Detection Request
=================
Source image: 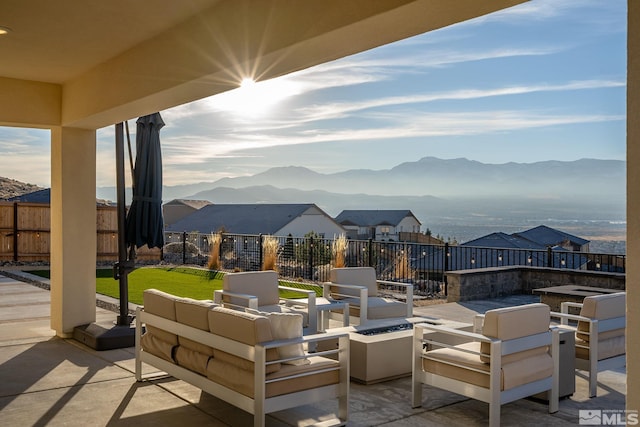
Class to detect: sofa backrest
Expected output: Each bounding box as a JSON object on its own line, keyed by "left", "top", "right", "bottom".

{"left": 208, "top": 306, "right": 281, "bottom": 373}
{"left": 330, "top": 267, "right": 377, "bottom": 296}
{"left": 143, "top": 289, "right": 179, "bottom": 345}
{"left": 223, "top": 270, "right": 280, "bottom": 306}
{"left": 175, "top": 298, "right": 218, "bottom": 354}
{"left": 208, "top": 306, "right": 274, "bottom": 344}
{"left": 578, "top": 292, "right": 626, "bottom": 342}
{"left": 480, "top": 303, "right": 550, "bottom": 364}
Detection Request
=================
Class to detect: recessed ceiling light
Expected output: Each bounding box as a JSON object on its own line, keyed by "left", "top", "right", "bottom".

{"left": 0, "top": 26, "right": 12, "bottom": 35}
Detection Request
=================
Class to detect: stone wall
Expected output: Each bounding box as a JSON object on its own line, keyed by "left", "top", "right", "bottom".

{"left": 444, "top": 266, "right": 625, "bottom": 302}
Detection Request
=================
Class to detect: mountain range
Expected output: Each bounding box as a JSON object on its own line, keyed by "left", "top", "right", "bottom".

{"left": 197, "top": 157, "right": 626, "bottom": 199}
{"left": 95, "top": 156, "right": 626, "bottom": 203}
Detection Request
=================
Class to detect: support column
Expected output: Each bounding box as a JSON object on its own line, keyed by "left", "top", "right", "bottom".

{"left": 627, "top": 0, "right": 639, "bottom": 411}
{"left": 50, "top": 127, "right": 97, "bottom": 337}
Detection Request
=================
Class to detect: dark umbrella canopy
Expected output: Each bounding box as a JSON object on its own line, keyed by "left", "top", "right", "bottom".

{"left": 125, "top": 112, "right": 165, "bottom": 250}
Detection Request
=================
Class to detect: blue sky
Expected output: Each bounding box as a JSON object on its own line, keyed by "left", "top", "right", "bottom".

{"left": 0, "top": 0, "right": 627, "bottom": 188}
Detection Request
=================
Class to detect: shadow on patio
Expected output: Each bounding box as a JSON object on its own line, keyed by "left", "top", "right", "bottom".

{"left": 0, "top": 274, "right": 626, "bottom": 426}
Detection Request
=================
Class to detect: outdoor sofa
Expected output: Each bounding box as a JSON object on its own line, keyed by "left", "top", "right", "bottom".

{"left": 135, "top": 289, "right": 350, "bottom": 427}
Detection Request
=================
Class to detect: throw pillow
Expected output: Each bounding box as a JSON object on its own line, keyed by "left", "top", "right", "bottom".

{"left": 264, "top": 311, "right": 310, "bottom": 366}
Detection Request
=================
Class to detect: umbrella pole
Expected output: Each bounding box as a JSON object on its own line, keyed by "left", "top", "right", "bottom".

{"left": 115, "top": 122, "right": 132, "bottom": 326}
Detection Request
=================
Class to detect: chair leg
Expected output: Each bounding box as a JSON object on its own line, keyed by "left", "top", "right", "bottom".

{"left": 488, "top": 401, "right": 500, "bottom": 427}
{"left": 411, "top": 378, "right": 422, "bottom": 408}
{"left": 589, "top": 371, "right": 598, "bottom": 398}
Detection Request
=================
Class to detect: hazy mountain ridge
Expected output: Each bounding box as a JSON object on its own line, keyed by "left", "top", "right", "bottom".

{"left": 203, "top": 157, "right": 626, "bottom": 199}
{"left": 93, "top": 157, "right": 626, "bottom": 202}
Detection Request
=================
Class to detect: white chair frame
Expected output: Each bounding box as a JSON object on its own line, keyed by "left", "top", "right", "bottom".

{"left": 551, "top": 301, "right": 626, "bottom": 397}
{"left": 412, "top": 323, "right": 559, "bottom": 427}
{"left": 322, "top": 279, "right": 413, "bottom": 325}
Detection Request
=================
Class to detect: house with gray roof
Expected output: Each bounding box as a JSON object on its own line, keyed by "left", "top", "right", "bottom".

{"left": 462, "top": 232, "right": 545, "bottom": 250}
{"left": 165, "top": 203, "right": 345, "bottom": 238}
{"left": 334, "top": 209, "right": 421, "bottom": 241}
{"left": 463, "top": 226, "right": 590, "bottom": 252}
{"left": 163, "top": 199, "right": 212, "bottom": 227}
{"left": 514, "top": 225, "right": 590, "bottom": 252}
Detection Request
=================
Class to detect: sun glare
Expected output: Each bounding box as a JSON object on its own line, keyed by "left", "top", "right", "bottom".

{"left": 240, "top": 78, "right": 256, "bottom": 88}
{"left": 209, "top": 76, "right": 302, "bottom": 117}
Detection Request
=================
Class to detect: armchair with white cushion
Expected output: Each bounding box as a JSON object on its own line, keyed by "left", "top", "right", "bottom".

{"left": 322, "top": 267, "right": 413, "bottom": 325}
{"left": 550, "top": 292, "right": 626, "bottom": 397}
{"left": 412, "top": 303, "right": 560, "bottom": 427}
{"left": 214, "top": 270, "right": 319, "bottom": 334}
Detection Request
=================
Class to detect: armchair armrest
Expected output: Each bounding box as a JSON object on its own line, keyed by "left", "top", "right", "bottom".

{"left": 278, "top": 285, "right": 316, "bottom": 301}
{"left": 321, "top": 282, "right": 368, "bottom": 300}
{"left": 473, "top": 314, "right": 485, "bottom": 333}
{"left": 279, "top": 287, "right": 318, "bottom": 333}
{"left": 323, "top": 282, "right": 368, "bottom": 323}
{"left": 377, "top": 280, "right": 414, "bottom": 316}
{"left": 415, "top": 322, "right": 494, "bottom": 344}
{"left": 213, "top": 289, "right": 259, "bottom": 310}
{"left": 278, "top": 286, "right": 316, "bottom": 308}
{"left": 550, "top": 310, "right": 591, "bottom": 327}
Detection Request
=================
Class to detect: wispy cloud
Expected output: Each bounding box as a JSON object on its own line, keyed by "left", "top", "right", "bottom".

{"left": 294, "top": 79, "right": 625, "bottom": 122}
{"left": 159, "top": 109, "right": 624, "bottom": 164}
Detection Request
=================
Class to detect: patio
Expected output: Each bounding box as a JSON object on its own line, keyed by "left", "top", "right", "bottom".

{"left": 0, "top": 273, "right": 626, "bottom": 426}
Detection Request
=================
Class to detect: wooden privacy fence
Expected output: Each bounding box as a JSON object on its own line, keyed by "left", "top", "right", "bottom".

{"left": 0, "top": 202, "right": 161, "bottom": 263}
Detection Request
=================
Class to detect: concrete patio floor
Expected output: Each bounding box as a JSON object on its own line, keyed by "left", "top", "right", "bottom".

{"left": 0, "top": 272, "right": 626, "bottom": 426}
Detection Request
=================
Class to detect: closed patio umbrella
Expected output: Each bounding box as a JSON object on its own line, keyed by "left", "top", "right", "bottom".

{"left": 113, "top": 112, "right": 164, "bottom": 327}
{"left": 125, "top": 113, "right": 165, "bottom": 250}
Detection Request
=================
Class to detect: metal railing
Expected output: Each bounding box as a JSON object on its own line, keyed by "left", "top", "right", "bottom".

{"left": 162, "top": 232, "right": 626, "bottom": 298}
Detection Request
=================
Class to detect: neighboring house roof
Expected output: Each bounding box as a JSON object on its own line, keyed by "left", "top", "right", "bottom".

{"left": 6, "top": 189, "right": 51, "bottom": 203}
{"left": 164, "top": 199, "right": 212, "bottom": 209}
{"left": 514, "top": 225, "right": 590, "bottom": 247}
{"left": 334, "top": 210, "right": 421, "bottom": 227}
{"left": 166, "top": 203, "right": 335, "bottom": 234}
{"left": 7, "top": 188, "right": 113, "bottom": 206}
{"left": 461, "top": 232, "right": 546, "bottom": 250}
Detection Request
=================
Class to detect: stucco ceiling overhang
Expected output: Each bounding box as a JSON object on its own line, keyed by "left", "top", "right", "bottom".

{"left": 0, "top": 0, "right": 527, "bottom": 130}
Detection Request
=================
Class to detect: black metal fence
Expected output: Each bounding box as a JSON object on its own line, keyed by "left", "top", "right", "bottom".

{"left": 162, "top": 232, "right": 626, "bottom": 297}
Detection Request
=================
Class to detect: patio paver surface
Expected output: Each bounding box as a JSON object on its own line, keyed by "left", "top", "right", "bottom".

{"left": 0, "top": 273, "right": 626, "bottom": 426}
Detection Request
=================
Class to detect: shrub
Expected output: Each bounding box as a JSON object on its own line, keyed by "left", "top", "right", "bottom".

{"left": 262, "top": 235, "right": 279, "bottom": 271}
{"left": 207, "top": 233, "right": 222, "bottom": 270}
{"left": 332, "top": 234, "right": 348, "bottom": 268}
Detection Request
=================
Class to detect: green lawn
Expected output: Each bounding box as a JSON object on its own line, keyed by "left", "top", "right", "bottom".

{"left": 28, "top": 267, "right": 321, "bottom": 305}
